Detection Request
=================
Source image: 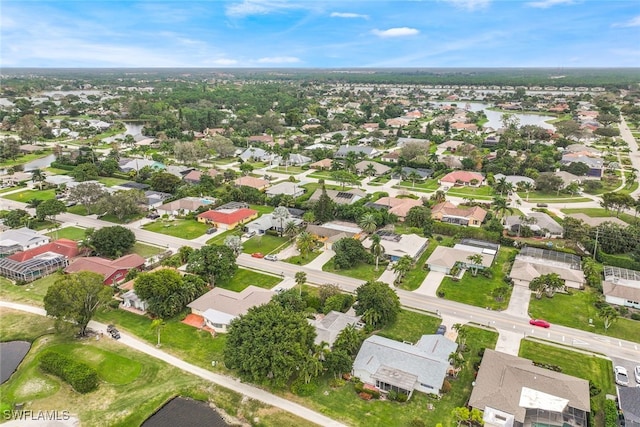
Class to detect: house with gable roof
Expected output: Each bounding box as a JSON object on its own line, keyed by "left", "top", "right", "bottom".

{"left": 0, "top": 227, "right": 50, "bottom": 256}
{"left": 65, "top": 253, "right": 146, "bottom": 285}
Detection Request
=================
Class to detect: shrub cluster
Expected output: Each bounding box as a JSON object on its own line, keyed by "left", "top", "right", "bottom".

{"left": 532, "top": 361, "right": 562, "bottom": 372}
{"left": 39, "top": 350, "right": 99, "bottom": 393}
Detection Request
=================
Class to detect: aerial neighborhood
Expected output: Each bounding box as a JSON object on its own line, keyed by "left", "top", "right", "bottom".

{"left": 0, "top": 69, "right": 639, "bottom": 427}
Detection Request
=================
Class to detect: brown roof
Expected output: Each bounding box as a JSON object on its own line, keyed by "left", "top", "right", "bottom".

{"left": 469, "top": 349, "right": 590, "bottom": 423}
{"left": 65, "top": 254, "right": 145, "bottom": 280}
{"left": 309, "top": 158, "right": 333, "bottom": 169}
{"left": 440, "top": 171, "right": 484, "bottom": 184}
{"left": 234, "top": 176, "right": 269, "bottom": 189}
{"left": 431, "top": 201, "right": 487, "bottom": 222}
{"left": 183, "top": 169, "right": 219, "bottom": 182}
{"left": 374, "top": 197, "right": 423, "bottom": 219}
{"left": 187, "top": 284, "right": 273, "bottom": 316}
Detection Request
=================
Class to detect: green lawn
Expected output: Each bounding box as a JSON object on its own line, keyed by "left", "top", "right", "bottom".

{"left": 397, "top": 179, "right": 440, "bottom": 191}
{"left": 518, "top": 190, "right": 592, "bottom": 202}
{"left": 3, "top": 188, "right": 57, "bottom": 202}
{"left": 46, "top": 226, "right": 86, "bottom": 241}
{"left": 66, "top": 204, "right": 90, "bottom": 215}
{"left": 396, "top": 237, "right": 455, "bottom": 291}
{"left": 249, "top": 204, "right": 274, "bottom": 215}
{"left": 131, "top": 242, "right": 166, "bottom": 258}
{"left": 99, "top": 212, "right": 145, "bottom": 224}
{"left": 377, "top": 309, "right": 441, "bottom": 343}
{"left": 0, "top": 274, "right": 61, "bottom": 305}
{"left": 215, "top": 267, "right": 281, "bottom": 292}
{"left": 242, "top": 234, "right": 291, "bottom": 255}
{"left": 561, "top": 207, "right": 638, "bottom": 225}
{"left": 0, "top": 309, "right": 309, "bottom": 427}
{"left": 322, "top": 258, "right": 383, "bottom": 282}
{"left": 437, "top": 247, "right": 516, "bottom": 310}
{"left": 0, "top": 151, "right": 53, "bottom": 167}
{"left": 269, "top": 166, "right": 304, "bottom": 174}
{"left": 519, "top": 339, "right": 615, "bottom": 425}
{"left": 97, "top": 176, "right": 130, "bottom": 187}
{"left": 284, "top": 250, "right": 323, "bottom": 266}
{"left": 447, "top": 185, "right": 494, "bottom": 198}
{"left": 528, "top": 287, "right": 640, "bottom": 343}
{"left": 206, "top": 228, "right": 242, "bottom": 245}
{"left": 142, "top": 219, "right": 210, "bottom": 239}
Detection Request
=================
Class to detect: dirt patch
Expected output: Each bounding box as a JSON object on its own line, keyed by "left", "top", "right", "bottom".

{"left": 15, "top": 377, "right": 57, "bottom": 399}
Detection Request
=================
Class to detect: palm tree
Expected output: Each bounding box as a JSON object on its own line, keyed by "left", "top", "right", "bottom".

{"left": 542, "top": 273, "right": 565, "bottom": 298}
{"left": 529, "top": 277, "right": 547, "bottom": 299}
{"left": 494, "top": 176, "right": 510, "bottom": 196}
{"left": 31, "top": 168, "right": 46, "bottom": 190}
{"left": 519, "top": 181, "right": 534, "bottom": 202}
{"left": 466, "top": 254, "right": 483, "bottom": 277}
{"left": 284, "top": 220, "right": 299, "bottom": 240}
{"left": 343, "top": 151, "right": 358, "bottom": 173}
{"left": 407, "top": 170, "right": 422, "bottom": 188}
{"left": 392, "top": 255, "right": 413, "bottom": 285}
{"left": 364, "top": 163, "right": 376, "bottom": 178}
{"left": 272, "top": 206, "right": 290, "bottom": 237}
{"left": 358, "top": 213, "right": 378, "bottom": 234}
{"left": 369, "top": 234, "right": 385, "bottom": 271}
{"left": 430, "top": 190, "right": 446, "bottom": 204}
{"left": 294, "top": 271, "right": 306, "bottom": 296}
{"left": 151, "top": 318, "right": 165, "bottom": 347}
{"left": 492, "top": 196, "right": 513, "bottom": 220}
{"left": 296, "top": 231, "right": 316, "bottom": 259}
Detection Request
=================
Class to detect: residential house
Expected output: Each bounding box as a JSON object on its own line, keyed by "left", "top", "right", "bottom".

{"left": 504, "top": 212, "right": 564, "bottom": 238}
{"left": 0, "top": 227, "right": 50, "bottom": 256}
{"left": 183, "top": 169, "right": 220, "bottom": 185}
{"left": 397, "top": 137, "right": 430, "bottom": 148}
{"left": 362, "top": 232, "right": 428, "bottom": 262}
{"left": 121, "top": 290, "right": 148, "bottom": 312}
{"left": 309, "top": 158, "right": 333, "bottom": 170}
{"left": 353, "top": 334, "right": 457, "bottom": 398}
{"left": 493, "top": 173, "right": 535, "bottom": 187}
{"left": 560, "top": 154, "right": 604, "bottom": 178}
{"left": 284, "top": 153, "right": 312, "bottom": 166}
{"left": 437, "top": 140, "right": 465, "bottom": 154}
{"left": 156, "top": 197, "right": 215, "bottom": 216}
{"left": 483, "top": 135, "right": 500, "bottom": 147}
{"left": 307, "top": 188, "right": 366, "bottom": 206}
{"left": 239, "top": 147, "right": 274, "bottom": 163}
{"left": 248, "top": 135, "right": 273, "bottom": 144}
{"left": 113, "top": 181, "right": 150, "bottom": 191}
{"left": 244, "top": 211, "right": 303, "bottom": 235}
{"left": 393, "top": 167, "right": 433, "bottom": 180}
{"left": 308, "top": 311, "right": 363, "bottom": 346}
{"left": 508, "top": 247, "right": 584, "bottom": 290}
{"left": 441, "top": 155, "right": 463, "bottom": 169}
{"left": 0, "top": 239, "right": 78, "bottom": 282}
{"left": 44, "top": 175, "right": 75, "bottom": 187}
{"left": 197, "top": 208, "right": 258, "bottom": 231}
{"left": 119, "top": 158, "right": 165, "bottom": 173}
{"left": 265, "top": 182, "right": 304, "bottom": 198}
{"left": 469, "top": 349, "right": 590, "bottom": 427}
{"left": 381, "top": 151, "right": 400, "bottom": 163}
{"left": 187, "top": 285, "right": 274, "bottom": 333}
{"left": 439, "top": 171, "right": 484, "bottom": 187}
{"left": 65, "top": 253, "right": 146, "bottom": 285}
{"left": 334, "top": 145, "right": 378, "bottom": 159}
{"left": 431, "top": 202, "right": 487, "bottom": 227}
{"left": 144, "top": 191, "right": 172, "bottom": 209}
{"left": 306, "top": 221, "right": 363, "bottom": 250}
{"left": 365, "top": 197, "right": 423, "bottom": 221}
{"left": 234, "top": 176, "right": 270, "bottom": 191}
{"left": 553, "top": 171, "right": 582, "bottom": 187}
{"left": 426, "top": 245, "right": 494, "bottom": 274}
{"left": 355, "top": 161, "right": 391, "bottom": 176}
{"left": 602, "top": 266, "right": 640, "bottom": 309}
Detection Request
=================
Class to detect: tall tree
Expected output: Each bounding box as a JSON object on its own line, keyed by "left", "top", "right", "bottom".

{"left": 43, "top": 272, "right": 112, "bottom": 336}
{"left": 272, "top": 205, "right": 290, "bottom": 237}
{"left": 187, "top": 244, "right": 237, "bottom": 285}
{"left": 598, "top": 305, "right": 618, "bottom": 332}
{"left": 151, "top": 318, "right": 165, "bottom": 347}
{"left": 354, "top": 281, "right": 401, "bottom": 329}
{"left": 35, "top": 199, "right": 66, "bottom": 222}
{"left": 30, "top": 168, "right": 46, "bottom": 190}
{"left": 95, "top": 189, "right": 146, "bottom": 222}
{"left": 89, "top": 225, "right": 136, "bottom": 258}
{"left": 295, "top": 231, "right": 316, "bottom": 259}
{"left": 67, "top": 182, "right": 108, "bottom": 214}
{"left": 294, "top": 271, "right": 307, "bottom": 297}
{"left": 224, "top": 235, "right": 243, "bottom": 256}
{"left": 392, "top": 255, "right": 414, "bottom": 285}
{"left": 466, "top": 254, "right": 484, "bottom": 277}
{"left": 369, "top": 233, "right": 385, "bottom": 271}
{"left": 312, "top": 185, "right": 335, "bottom": 223}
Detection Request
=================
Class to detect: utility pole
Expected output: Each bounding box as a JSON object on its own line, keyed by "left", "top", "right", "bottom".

{"left": 592, "top": 226, "right": 599, "bottom": 260}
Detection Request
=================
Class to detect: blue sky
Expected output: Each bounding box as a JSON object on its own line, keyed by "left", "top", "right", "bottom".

{"left": 1, "top": 0, "right": 639, "bottom": 68}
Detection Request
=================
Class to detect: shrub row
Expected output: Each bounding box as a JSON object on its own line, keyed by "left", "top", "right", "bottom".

{"left": 39, "top": 350, "right": 99, "bottom": 393}
{"left": 532, "top": 361, "right": 562, "bottom": 372}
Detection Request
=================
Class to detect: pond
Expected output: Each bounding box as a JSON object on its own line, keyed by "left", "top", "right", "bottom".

{"left": 435, "top": 101, "right": 556, "bottom": 131}
{"left": 0, "top": 341, "right": 31, "bottom": 384}
{"left": 142, "top": 397, "right": 229, "bottom": 427}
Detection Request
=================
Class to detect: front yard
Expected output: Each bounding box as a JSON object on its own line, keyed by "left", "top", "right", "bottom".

{"left": 242, "top": 234, "right": 291, "bottom": 255}
{"left": 45, "top": 226, "right": 86, "bottom": 241}
{"left": 376, "top": 309, "right": 441, "bottom": 343}
{"left": 215, "top": 267, "right": 281, "bottom": 292}
{"left": 142, "top": 219, "right": 210, "bottom": 239}
{"left": 437, "top": 247, "right": 516, "bottom": 310}
{"left": 3, "top": 188, "right": 57, "bottom": 203}
{"left": 322, "top": 258, "right": 384, "bottom": 282}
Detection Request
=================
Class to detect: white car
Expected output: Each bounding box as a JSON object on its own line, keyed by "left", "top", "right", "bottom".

{"left": 635, "top": 365, "right": 640, "bottom": 383}
{"left": 615, "top": 366, "right": 629, "bottom": 386}
{"left": 264, "top": 254, "right": 278, "bottom": 262}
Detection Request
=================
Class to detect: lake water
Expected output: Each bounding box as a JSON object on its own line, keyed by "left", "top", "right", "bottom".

{"left": 434, "top": 101, "right": 556, "bottom": 130}
{"left": 0, "top": 341, "right": 31, "bottom": 384}
{"left": 141, "top": 397, "right": 228, "bottom": 427}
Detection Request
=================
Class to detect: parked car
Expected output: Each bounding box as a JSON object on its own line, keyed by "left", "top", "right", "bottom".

{"left": 107, "top": 324, "right": 120, "bottom": 340}
{"left": 264, "top": 254, "right": 278, "bottom": 261}
{"left": 615, "top": 366, "right": 629, "bottom": 386}
{"left": 146, "top": 213, "right": 160, "bottom": 219}
{"left": 206, "top": 227, "right": 217, "bottom": 234}
{"left": 251, "top": 252, "right": 264, "bottom": 258}
{"left": 536, "top": 203, "right": 548, "bottom": 207}
{"left": 635, "top": 365, "right": 640, "bottom": 383}
{"left": 529, "top": 319, "right": 551, "bottom": 328}
{"left": 436, "top": 325, "right": 447, "bottom": 335}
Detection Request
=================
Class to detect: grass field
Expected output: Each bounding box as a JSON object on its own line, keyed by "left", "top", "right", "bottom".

{"left": 206, "top": 228, "right": 242, "bottom": 245}
{"left": 561, "top": 207, "right": 638, "bottom": 225}
{"left": 3, "top": 188, "right": 57, "bottom": 202}
{"left": 131, "top": 242, "right": 165, "bottom": 258}
{"left": 97, "top": 176, "right": 130, "bottom": 187}
{"left": 437, "top": 247, "right": 516, "bottom": 310}
{"left": 249, "top": 204, "right": 274, "bottom": 215}
{"left": 0, "top": 308, "right": 312, "bottom": 427}
{"left": 0, "top": 274, "right": 60, "bottom": 305}
{"left": 376, "top": 309, "right": 441, "bottom": 343}
{"left": 0, "top": 151, "right": 53, "bottom": 168}
{"left": 142, "top": 219, "right": 209, "bottom": 239}
{"left": 215, "top": 267, "right": 281, "bottom": 292}
{"left": 242, "top": 234, "right": 290, "bottom": 255}
{"left": 284, "top": 250, "right": 322, "bottom": 266}
{"left": 528, "top": 287, "right": 640, "bottom": 343}
{"left": 322, "top": 258, "right": 383, "bottom": 282}
{"left": 45, "top": 226, "right": 86, "bottom": 241}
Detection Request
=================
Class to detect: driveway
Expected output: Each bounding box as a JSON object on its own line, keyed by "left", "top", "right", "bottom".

{"left": 305, "top": 249, "right": 335, "bottom": 270}
{"left": 414, "top": 271, "right": 445, "bottom": 297}
{"left": 0, "top": 301, "right": 347, "bottom": 427}
{"left": 494, "top": 330, "right": 523, "bottom": 356}
{"left": 504, "top": 285, "right": 531, "bottom": 319}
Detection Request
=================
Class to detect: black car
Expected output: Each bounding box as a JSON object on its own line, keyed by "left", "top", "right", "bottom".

{"left": 146, "top": 213, "right": 160, "bottom": 219}
{"left": 107, "top": 324, "right": 120, "bottom": 339}
{"left": 436, "top": 325, "right": 447, "bottom": 335}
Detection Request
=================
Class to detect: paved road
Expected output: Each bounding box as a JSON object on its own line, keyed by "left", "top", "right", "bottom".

{"left": 0, "top": 301, "right": 346, "bottom": 427}
{"left": 619, "top": 116, "right": 640, "bottom": 198}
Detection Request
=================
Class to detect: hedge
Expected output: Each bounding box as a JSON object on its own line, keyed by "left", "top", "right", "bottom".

{"left": 604, "top": 399, "right": 618, "bottom": 427}
{"left": 39, "top": 350, "right": 99, "bottom": 393}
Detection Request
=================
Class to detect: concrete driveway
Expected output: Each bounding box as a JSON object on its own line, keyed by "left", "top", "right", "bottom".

{"left": 504, "top": 285, "right": 532, "bottom": 319}
{"left": 414, "top": 271, "right": 446, "bottom": 297}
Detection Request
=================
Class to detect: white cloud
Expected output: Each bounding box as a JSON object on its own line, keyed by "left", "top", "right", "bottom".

{"left": 441, "top": 0, "right": 492, "bottom": 11}
{"left": 330, "top": 12, "right": 369, "bottom": 19}
{"left": 612, "top": 15, "right": 640, "bottom": 28}
{"left": 256, "top": 56, "right": 301, "bottom": 64}
{"left": 525, "top": 0, "right": 576, "bottom": 9}
{"left": 226, "top": 0, "right": 308, "bottom": 18}
{"left": 208, "top": 58, "right": 239, "bottom": 66}
{"left": 372, "top": 27, "right": 420, "bottom": 38}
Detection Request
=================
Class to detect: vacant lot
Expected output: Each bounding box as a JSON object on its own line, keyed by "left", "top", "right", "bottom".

{"left": 215, "top": 267, "right": 281, "bottom": 292}
{"left": 242, "top": 234, "right": 290, "bottom": 255}
{"left": 143, "top": 219, "right": 209, "bottom": 239}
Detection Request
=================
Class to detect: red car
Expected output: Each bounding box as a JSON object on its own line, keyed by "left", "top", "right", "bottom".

{"left": 251, "top": 252, "right": 264, "bottom": 258}
{"left": 529, "top": 319, "right": 551, "bottom": 328}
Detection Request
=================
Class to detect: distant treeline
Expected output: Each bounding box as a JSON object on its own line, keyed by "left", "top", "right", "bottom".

{"left": 2, "top": 67, "right": 639, "bottom": 89}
